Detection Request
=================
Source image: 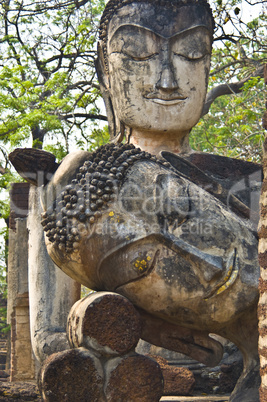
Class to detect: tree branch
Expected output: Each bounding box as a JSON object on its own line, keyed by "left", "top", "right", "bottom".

{"left": 59, "top": 113, "right": 107, "bottom": 121}
{"left": 211, "top": 60, "right": 245, "bottom": 76}
{"left": 202, "top": 65, "right": 264, "bottom": 117}
{"left": 65, "top": 81, "right": 100, "bottom": 91}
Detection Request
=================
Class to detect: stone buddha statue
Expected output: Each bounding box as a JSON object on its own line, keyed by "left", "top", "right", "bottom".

{"left": 10, "top": 0, "right": 262, "bottom": 401}
{"left": 97, "top": 0, "right": 213, "bottom": 155}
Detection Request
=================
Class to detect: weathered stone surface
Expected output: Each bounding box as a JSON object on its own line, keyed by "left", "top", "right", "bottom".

{"left": 105, "top": 354, "right": 164, "bottom": 401}
{"left": 162, "top": 367, "right": 195, "bottom": 396}
{"left": 0, "top": 381, "right": 41, "bottom": 401}
{"left": 67, "top": 292, "right": 141, "bottom": 356}
{"left": 9, "top": 148, "right": 59, "bottom": 186}
{"left": 191, "top": 342, "right": 243, "bottom": 396}
{"left": 139, "top": 309, "right": 223, "bottom": 368}
{"left": 162, "top": 151, "right": 261, "bottom": 224}
{"left": 42, "top": 147, "right": 259, "bottom": 335}
{"left": 38, "top": 348, "right": 104, "bottom": 402}
{"left": 160, "top": 397, "right": 229, "bottom": 401}
{"left": 98, "top": 0, "right": 214, "bottom": 147}
{"left": 38, "top": 14, "right": 260, "bottom": 394}
{"left": 0, "top": 371, "right": 9, "bottom": 379}
{"left": 8, "top": 1, "right": 261, "bottom": 401}
{"left": 149, "top": 355, "right": 195, "bottom": 396}
{"left": 27, "top": 186, "right": 81, "bottom": 363}
{"left": 7, "top": 216, "right": 36, "bottom": 381}
{"left": 9, "top": 183, "right": 30, "bottom": 229}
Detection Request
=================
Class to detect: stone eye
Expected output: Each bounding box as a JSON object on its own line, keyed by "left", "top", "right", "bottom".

{"left": 122, "top": 50, "right": 158, "bottom": 61}
{"left": 171, "top": 28, "right": 211, "bottom": 61}
{"left": 175, "top": 50, "right": 207, "bottom": 61}
{"left": 109, "top": 25, "right": 159, "bottom": 61}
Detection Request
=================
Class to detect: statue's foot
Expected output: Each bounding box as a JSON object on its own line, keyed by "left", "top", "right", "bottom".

{"left": 229, "top": 359, "right": 260, "bottom": 402}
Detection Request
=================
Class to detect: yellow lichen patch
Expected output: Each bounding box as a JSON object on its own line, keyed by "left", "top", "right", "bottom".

{"left": 132, "top": 254, "right": 153, "bottom": 273}
{"left": 221, "top": 265, "right": 233, "bottom": 283}
{"left": 205, "top": 253, "right": 239, "bottom": 300}
{"left": 216, "top": 284, "right": 227, "bottom": 295}
{"left": 216, "top": 265, "right": 238, "bottom": 295}
{"left": 109, "top": 211, "right": 114, "bottom": 217}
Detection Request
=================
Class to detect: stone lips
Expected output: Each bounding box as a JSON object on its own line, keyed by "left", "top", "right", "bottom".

{"left": 41, "top": 143, "right": 171, "bottom": 255}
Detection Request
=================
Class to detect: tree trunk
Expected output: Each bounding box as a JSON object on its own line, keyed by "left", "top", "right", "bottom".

{"left": 32, "top": 125, "right": 46, "bottom": 149}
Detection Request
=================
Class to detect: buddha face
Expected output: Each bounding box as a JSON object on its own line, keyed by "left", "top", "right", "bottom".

{"left": 105, "top": 2, "right": 213, "bottom": 135}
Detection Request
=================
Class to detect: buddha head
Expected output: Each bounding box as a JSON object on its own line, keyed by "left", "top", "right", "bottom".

{"left": 96, "top": 0, "right": 215, "bottom": 149}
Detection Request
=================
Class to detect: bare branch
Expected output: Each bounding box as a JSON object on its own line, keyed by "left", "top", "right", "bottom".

{"left": 211, "top": 60, "right": 245, "bottom": 76}
{"left": 66, "top": 81, "right": 100, "bottom": 90}
{"left": 202, "top": 65, "right": 264, "bottom": 117}
{"left": 59, "top": 113, "right": 107, "bottom": 122}
{"left": 244, "top": 0, "right": 267, "bottom": 5}
{"left": 6, "top": 0, "right": 92, "bottom": 17}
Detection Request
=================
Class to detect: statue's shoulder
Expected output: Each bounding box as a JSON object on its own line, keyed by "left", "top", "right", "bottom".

{"left": 182, "top": 152, "right": 262, "bottom": 184}
{"left": 161, "top": 151, "right": 262, "bottom": 223}
{"left": 161, "top": 150, "right": 262, "bottom": 187}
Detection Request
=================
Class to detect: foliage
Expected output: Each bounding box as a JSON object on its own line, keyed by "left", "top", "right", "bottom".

{"left": 0, "top": 0, "right": 108, "bottom": 307}
{"left": 0, "top": 0, "right": 265, "bottom": 162}
{"left": 190, "top": 77, "right": 265, "bottom": 163}
{"left": 190, "top": 0, "right": 267, "bottom": 163}
{"left": 0, "top": 292, "right": 9, "bottom": 337}
{"left": 73, "top": 123, "right": 109, "bottom": 152}
{"left": 0, "top": 0, "right": 107, "bottom": 156}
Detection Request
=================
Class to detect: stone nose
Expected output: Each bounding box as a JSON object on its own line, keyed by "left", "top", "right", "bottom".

{"left": 156, "top": 65, "right": 179, "bottom": 91}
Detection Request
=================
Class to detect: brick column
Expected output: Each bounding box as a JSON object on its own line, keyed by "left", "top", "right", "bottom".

{"left": 258, "top": 64, "right": 267, "bottom": 401}
{"left": 7, "top": 183, "right": 36, "bottom": 381}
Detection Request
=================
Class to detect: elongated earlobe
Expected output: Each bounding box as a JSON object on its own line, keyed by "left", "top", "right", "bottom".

{"left": 95, "top": 42, "right": 123, "bottom": 143}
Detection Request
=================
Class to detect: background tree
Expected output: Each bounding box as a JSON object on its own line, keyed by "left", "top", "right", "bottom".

{"left": 0, "top": 0, "right": 109, "bottom": 333}
{"left": 190, "top": 0, "right": 266, "bottom": 162}
{"left": 0, "top": 0, "right": 265, "bottom": 161}
{"left": 0, "top": 0, "right": 108, "bottom": 158}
